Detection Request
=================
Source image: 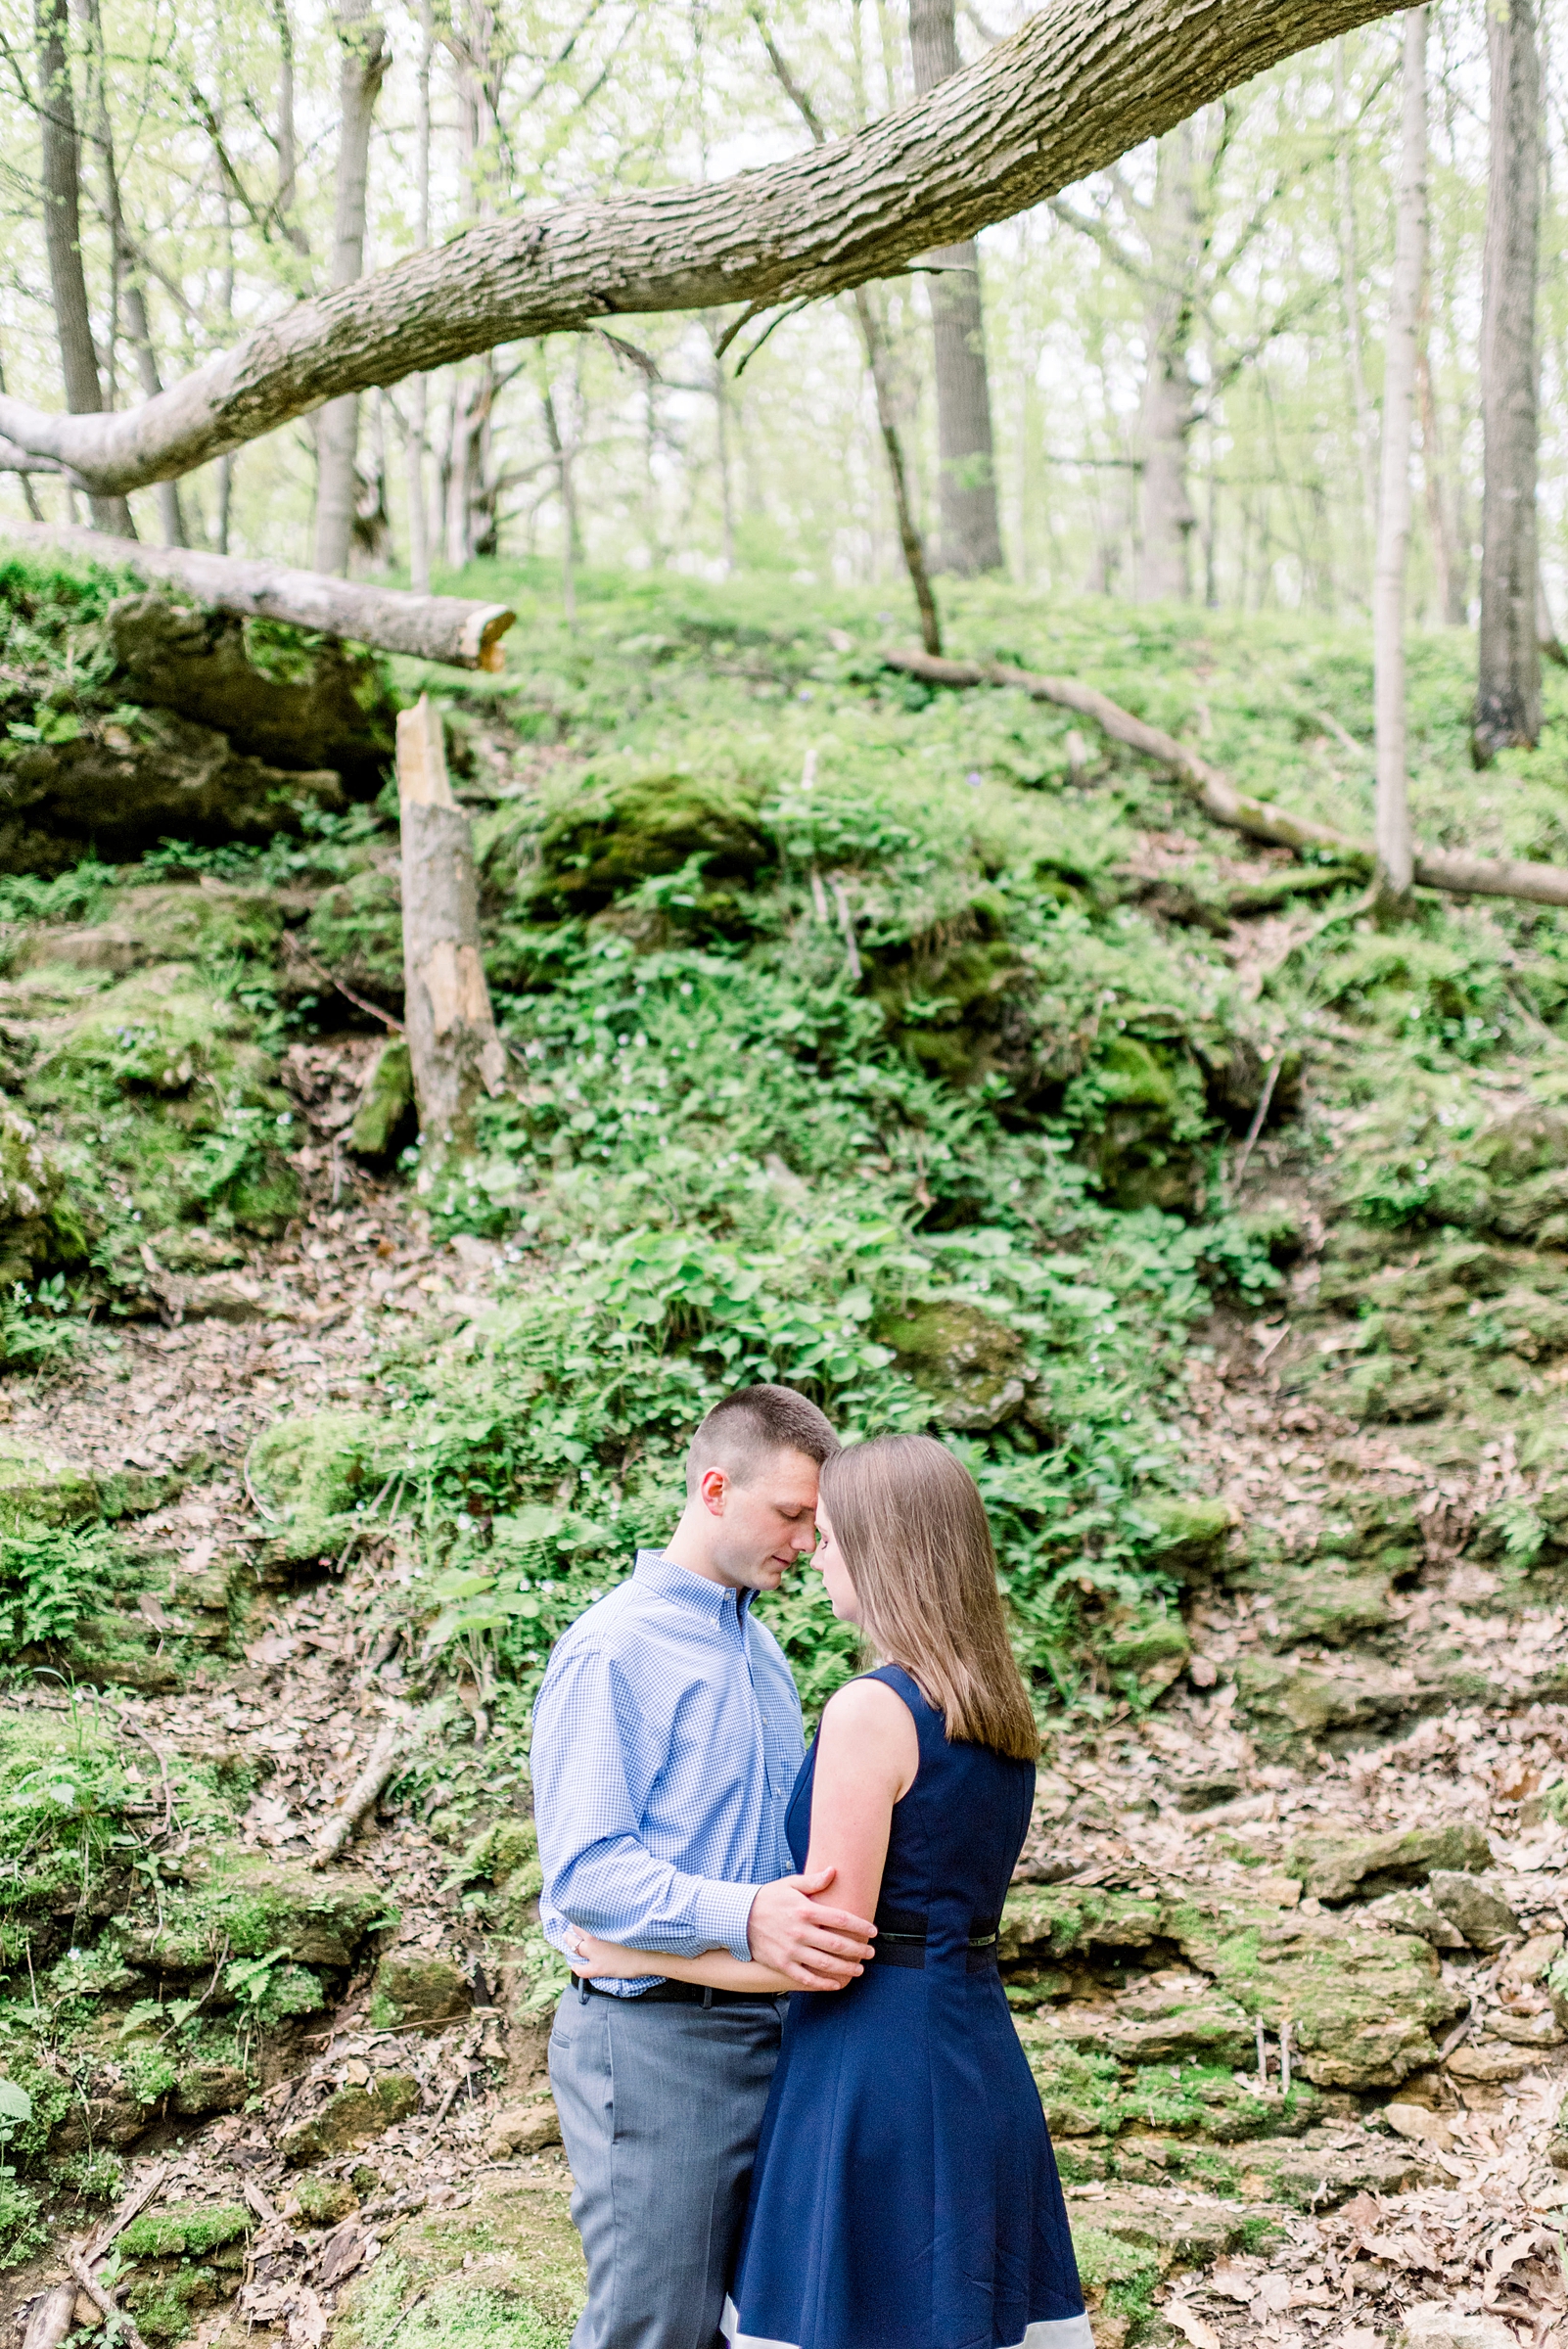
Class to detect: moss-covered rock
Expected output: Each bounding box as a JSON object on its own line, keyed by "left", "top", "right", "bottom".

{"left": 1171, "top": 1908, "right": 1463, "bottom": 2089}
{"left": 349, "top": 1039, "right": 415, "bottom": 1161}
{"left": 245, "top": 1410, "right": 391, "bottom": 1564}
{"left": 1263, "top": 1560, "right": 1393, "bottom": 1648}
{"left": 1286, "top": 1821, "right": 1492, "bottom": 1904}
{"left": 1131, "top": 1494, "right": 1234, "bottom": 1582}
{"left": 293, "top": 2173, "right": 358, "bottom": 2226}
{"left": 1032, "top": 1980, "right": 1254, "bottom": 2070}
{"left": 1068, "top": 1036, "right": 1209, "bottom": 1215}
{"left": 305, "top": 867, "right": 404, "bottom": 1012}
{"left": 1425, "top": 1870, "right": 1518, "bottom": 1950}
{"left": 1099, "top": 1610, "right": 1191, "bottom": 1696}
{"left": 105, "top": 595, "right": 396, "bottom": 792}
{"left": 871, "top": 1300, "right": 1027, "bottom": 1430}
{"left": 370, "top": 1952, "right": 471, "bottom": 2032}
{"left": 117, "top": 1855, "right": 391, "bottom": 1972}
{"left": 0, "top": 1439, "right": 99, "bottom": 1532}
{"left": 120, "top": 2205, "right": 252, "bottom": 2260}
{"left": 530, "top": 765, "right": 771, "bottom": 922}
{"left": 281, "top": 2073, "right": 420, "bottom": 2162}
{"left": 335, "top": 2179, "right": 586, "bottom": 2349}
{"left": 0, "top": 1105, "right": 76, "bottom": 1287}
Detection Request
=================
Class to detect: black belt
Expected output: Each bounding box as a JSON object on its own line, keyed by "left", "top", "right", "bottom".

{"left": 876, "top": 1911, "right": 1000, "bottom": 1974}
{"left": 578, "top": 1978, "right": 784, "bottom": 2008}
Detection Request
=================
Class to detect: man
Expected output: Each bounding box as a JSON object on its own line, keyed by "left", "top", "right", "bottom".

{"left": 532, "top": 1384, "right": 877, "bottom": 2349}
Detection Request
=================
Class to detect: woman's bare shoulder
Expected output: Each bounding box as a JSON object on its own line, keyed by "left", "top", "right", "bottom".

{"left": 819, "top": 1674, "right": 920, "bottom": 1747}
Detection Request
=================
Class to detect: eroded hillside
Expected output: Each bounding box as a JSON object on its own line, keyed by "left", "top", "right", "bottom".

{"left": 0, "top": 557, "right": 1563, "bottom": 2349}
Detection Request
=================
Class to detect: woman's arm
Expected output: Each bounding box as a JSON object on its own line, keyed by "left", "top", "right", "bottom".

{"left": 801, "top": 1677, "right": 919, "bottom": 1925}
{"left": 569, "top": 1933, "right": 794, "bottom": 1994}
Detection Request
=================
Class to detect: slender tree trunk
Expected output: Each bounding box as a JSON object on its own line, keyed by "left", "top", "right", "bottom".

{"left": 751, "top": 5, "right": 942, "bottom": 645}
{"left": 908, "top": 0, "right": 1002, "bottom": 575}
{"left": 313, "top": 0, "right": 389, "bottom": 576}
{"left": 80, "top": 0, "right": 184, "bottom": 546}
{"left": 1137, "top": 122, "right": 1200, "bottom": 601}
{"left": 406, "top": 0, "right": 434, "bottom": 594}
{"left": 853, "top": 287, "right": 942, "bottom": 652}
{"left": 397, "top": 694, "right": 506, "bottom": 1179}
{"left": 1416, "top": 313, "right": 1462, "bottom": 623}
{"left": 1373, "top": 8, "right": 1426, "bottom": 912}
{"left": 1474, "top": 0, "right": 1542, "bottom": 762}
{"left": 1334, "top": 37, "right": 1377, "bottom": 567}
{"left": 271, "top": 0, "right": 308, "bottom": 256}
{"left": 35, "top": 0, "right": 133, "bottom": 534}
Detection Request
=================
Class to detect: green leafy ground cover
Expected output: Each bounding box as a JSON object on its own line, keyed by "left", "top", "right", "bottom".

{"left": 6, "top": 562, "right": 1568, "bottom": 1717}
{"left": 0, "top": 558, "right": 1566, "bottom": 2326}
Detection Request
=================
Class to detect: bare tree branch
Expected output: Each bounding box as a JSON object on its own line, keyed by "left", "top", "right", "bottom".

{"left": 0, "top": 0, "right": 1407, "bottom": 495}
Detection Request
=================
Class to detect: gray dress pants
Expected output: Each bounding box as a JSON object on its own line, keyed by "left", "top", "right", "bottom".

{"left": 549, "top": 1983, "right": 788, "bottom": 2349}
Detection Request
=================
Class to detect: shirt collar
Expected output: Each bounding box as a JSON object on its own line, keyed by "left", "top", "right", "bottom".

{"left": 634, "top": 1547, "right": 756, "bottom": 1621}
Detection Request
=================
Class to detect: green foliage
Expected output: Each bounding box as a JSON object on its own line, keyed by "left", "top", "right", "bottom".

{"left": 0, "top": 1520, "right": 124, "bottom": 1646}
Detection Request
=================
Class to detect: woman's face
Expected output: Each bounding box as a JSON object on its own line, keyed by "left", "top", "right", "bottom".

{"left": 812, "top": 1500, "right": 861, "bottom": 1624}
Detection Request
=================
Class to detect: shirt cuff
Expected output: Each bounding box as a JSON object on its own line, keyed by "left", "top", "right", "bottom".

{"left": 689, "top": 1879, "right": 761, "bottom": 1964}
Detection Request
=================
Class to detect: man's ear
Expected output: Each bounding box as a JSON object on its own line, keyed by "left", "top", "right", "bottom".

{"left": 699, "top": 1466, "right": 728, "bottom": 1516}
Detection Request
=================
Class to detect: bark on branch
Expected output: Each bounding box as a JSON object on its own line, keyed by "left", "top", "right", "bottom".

{"left": 313, "top": 1725, "right": 403, "bottom": 1866}
{"left": 0, "top": 0, "right": 1407, "bottom": 495}
{"left": 883, "top": 647, "right": 1568, "bottom": 910}
{"left": 0, "top": 519, "right": 514, "bottom": 670}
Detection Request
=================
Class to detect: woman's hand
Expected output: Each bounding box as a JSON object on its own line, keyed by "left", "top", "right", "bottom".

{"left": 565, "top": 1930, "right": 650, "bottom": 1979}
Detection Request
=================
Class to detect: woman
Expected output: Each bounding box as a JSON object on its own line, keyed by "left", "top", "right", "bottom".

{"left": 568, "top": 1433, "right": 1090, "bottom": 2349}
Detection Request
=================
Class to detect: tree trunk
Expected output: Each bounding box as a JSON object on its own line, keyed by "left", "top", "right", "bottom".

{"left": 853, "top": 288, "right": 943, "bottom": 654}
{"left": 405, "top": 0, "right": 434, "bottom": 595}
{"left": 1473, "top": 0, "right": 1542, "bottom": 763}
{"left": 1416, "top": 318, "right": 1463, "bottom": 625}
{"left": 1372, "top": 8, "right": 1426, "bottom": 913}
{"left": 80, "top": 0, "right": 185, "bottom": 547}
{"left": 749, "top": 7, "right": 942, "bottom": 648}
{"left": 1333, "top": 38, "right": 1377, "bottom": 567}
{"left": 1137, "top": 123, "right": 1200, "bottom": 602}
{"left": 313, "top": 0, "right": 389, "bottom": 576}
{"left": 908, "top": 0, "right": 1001, "bottom": 575}
{"left": 34, "top": 0, "right": 133, "bottom": 534}
{"left": 0, "top": 0, "right": 1417, "bottom": 498}
{"left": 0, "top": 518, "right": 514, "bottom": 668}
{"left": 397, "top": 695, "right": 507, "bottom": 1177}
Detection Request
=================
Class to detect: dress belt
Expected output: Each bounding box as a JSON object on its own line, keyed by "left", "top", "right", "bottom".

{"left": 874, "top": 1914, "right": 1001, "bottom": 1972}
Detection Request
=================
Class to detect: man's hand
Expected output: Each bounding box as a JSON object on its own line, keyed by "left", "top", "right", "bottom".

{"left": 747, "top": 1867, "right": 876, "bottom": 1991}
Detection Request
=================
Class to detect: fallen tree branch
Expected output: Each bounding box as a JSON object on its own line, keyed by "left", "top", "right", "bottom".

{"left": 312, "top": 1725, "right": 403, "bottom": 1867}
{"left": 0, "top": 521, "right": 515, "bottom": 673}
{"left": 884, "top": 648, "right": 1568, "bottom": 912}
{"left": 68, "top": 2250, "right": 152, "bottom": 2349}
{"left": 83, "top": 2163, "right": 170, "bottom": 2265}
{"left": 0, "top": 0, "right": 1407, "bottom": 495}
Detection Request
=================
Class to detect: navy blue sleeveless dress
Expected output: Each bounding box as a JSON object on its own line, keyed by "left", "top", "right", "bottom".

{"left": 723, "top": 1665, "right": 1090, "bottom": 2349}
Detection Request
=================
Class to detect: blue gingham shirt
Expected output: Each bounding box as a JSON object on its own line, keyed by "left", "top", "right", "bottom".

{"left": 531, "top": 1548, "right": 806, "bottom": 1997}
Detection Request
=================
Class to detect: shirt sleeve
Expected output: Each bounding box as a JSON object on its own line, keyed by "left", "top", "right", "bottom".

{"left": 531, "top": 1642, "right": 761, "bottom": 1962}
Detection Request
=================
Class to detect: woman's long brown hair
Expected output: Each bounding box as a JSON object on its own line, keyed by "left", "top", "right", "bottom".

{"left": 819, "top": 1435, "right": 1039, "bottom": 1761}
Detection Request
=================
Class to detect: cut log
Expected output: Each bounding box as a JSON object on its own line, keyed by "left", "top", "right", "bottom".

{"left": 0, "top": 520, "right": 514, "bottom": 671}
{"left": 883, "top": 647, "right": 1568, "bottom": 911}
{"left": 398, "top": 695, "right": 507, "bottom": 1174}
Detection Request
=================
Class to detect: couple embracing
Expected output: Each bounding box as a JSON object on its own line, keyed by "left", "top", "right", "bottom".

{"left": 531, "top": 1384, "right": 1090, "bottom": 2349}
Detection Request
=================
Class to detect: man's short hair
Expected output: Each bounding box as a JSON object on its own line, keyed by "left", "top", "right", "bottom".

{"left": 685, "top": 1385, "right": 840, "bottom": 1497}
